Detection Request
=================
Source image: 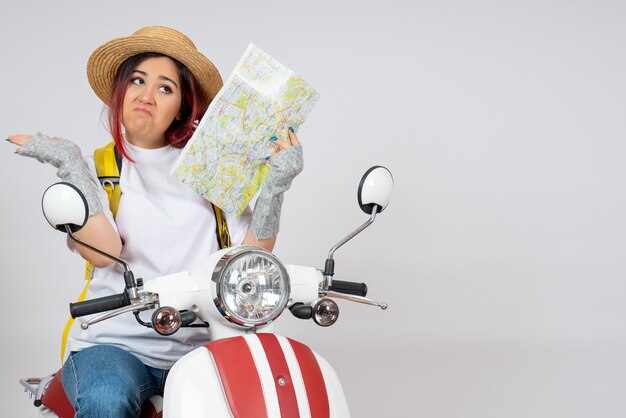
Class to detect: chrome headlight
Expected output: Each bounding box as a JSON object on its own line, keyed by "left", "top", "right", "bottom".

{"left": 212, "top": 247, "right": 290, "bottom": 327}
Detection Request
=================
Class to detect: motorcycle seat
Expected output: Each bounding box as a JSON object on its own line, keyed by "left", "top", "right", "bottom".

{"left": 42, "top": 369, "right": 163, "bottom": 418}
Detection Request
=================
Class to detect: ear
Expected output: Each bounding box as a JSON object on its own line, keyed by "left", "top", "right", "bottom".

{"left": 175, "top": 112, "right": 182, "bottom": 121}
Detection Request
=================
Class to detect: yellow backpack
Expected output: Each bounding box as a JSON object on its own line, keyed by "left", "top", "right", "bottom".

{"left": 60, "top": 141, "right": 231, "bottom": 361}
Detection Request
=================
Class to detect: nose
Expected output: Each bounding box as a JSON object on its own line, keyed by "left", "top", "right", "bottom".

{"left": 138, "top": 87, "right": 155, "bottom": 104}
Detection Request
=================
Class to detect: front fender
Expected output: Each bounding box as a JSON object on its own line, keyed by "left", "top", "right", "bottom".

{"left": 163, "top": 333, "right": 350, "bottom": 418}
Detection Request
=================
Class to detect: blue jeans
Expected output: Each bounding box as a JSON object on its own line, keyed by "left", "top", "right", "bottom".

{"left": 61, "top": 345, "right": 168, "bottom": 418}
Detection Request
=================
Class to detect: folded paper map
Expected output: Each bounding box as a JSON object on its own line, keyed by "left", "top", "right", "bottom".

{"left": 170, "top": 43, "right": 319, "bottom": 215}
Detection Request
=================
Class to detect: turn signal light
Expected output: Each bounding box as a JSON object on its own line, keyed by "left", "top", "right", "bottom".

{"left": 312, "top": 298, "right": 339, "bottom": 327}
{"left": 151, "top": 306, "right": 182, "bottom": 335}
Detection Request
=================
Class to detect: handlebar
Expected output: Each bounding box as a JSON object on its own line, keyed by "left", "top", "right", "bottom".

{"left": 329, "top": 280, "right": 368, "bottom": 297}
{"left": 70, "top": 293, "right": 130, "bottom": 318}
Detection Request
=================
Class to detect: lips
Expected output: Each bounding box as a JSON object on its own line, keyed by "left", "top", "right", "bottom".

{"left": 134, "top": 107, "right": 152, "bottom": 116}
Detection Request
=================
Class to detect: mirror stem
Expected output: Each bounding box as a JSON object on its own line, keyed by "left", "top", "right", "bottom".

{"left": 327, "top": 208, "right": 378, "bottom": 260}
{"left": 65, "top": 225, "right": 130, "bottom": 273}
{"left": 65, "top": 226, "right": 139, "bottom": 297}
{"left": 323, "top": 207, "right": 379, "bottom": 289}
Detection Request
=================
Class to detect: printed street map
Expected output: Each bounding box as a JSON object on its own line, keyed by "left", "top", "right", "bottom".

{"left": 170, "top": 44, "right": 319, "bottom": 215}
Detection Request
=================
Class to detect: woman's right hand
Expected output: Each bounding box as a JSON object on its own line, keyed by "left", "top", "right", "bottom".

{"left": 8, "top": 132, "right": 84, "bottom": 169}
{"left": 6, "top": 133, "right": 33, "bottom": 152}
{"left": 8, "top": 132, "right": 103, "bottom": 216}
{"left": 7, "top": 133, "right": 62, "bottom": 151}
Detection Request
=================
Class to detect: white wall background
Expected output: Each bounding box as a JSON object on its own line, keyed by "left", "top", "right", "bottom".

{"left": 1, "top": 0, "right": 625, "bottom": 417}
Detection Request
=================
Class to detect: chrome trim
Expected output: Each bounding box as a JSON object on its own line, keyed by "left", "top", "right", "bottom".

{"left": 212, "top": 246, "right": 290, "bottom": 327}
{"left": 127, "top": 286, "right": 139, "bottom": 300}
{"left": 152, "top": 306, "right": 182, "bottom": 336}
{"left": 312, "top": 298, "right": 340, "bottom": 327}
{"left": 323, "top": 207, "right": 379, "bottom": 289}
{"left": 65, "top": 225, "right": 131, "bottom": 272}
{"left": 80, "top": 293, "right": 159, "bottom": 329}
{"left": 19, "top": 373, "right": 55, "bottom": 406}
{"left": 327, "top": 208, "right": 378, "bottom": 260}
{"left": 321, "top": 290, "right": 388, "bottom": 310}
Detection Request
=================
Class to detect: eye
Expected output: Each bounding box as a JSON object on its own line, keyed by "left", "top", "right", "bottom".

{"left": 130, "top": 77, "right": 144, "bottom": 86}
{"left": 159, "top": 85, "right": 173, "bottom": 94}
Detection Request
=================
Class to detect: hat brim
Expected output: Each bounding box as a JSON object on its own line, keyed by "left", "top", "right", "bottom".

{"left": 87, "top": 34, "right": 223, "bottom": 105}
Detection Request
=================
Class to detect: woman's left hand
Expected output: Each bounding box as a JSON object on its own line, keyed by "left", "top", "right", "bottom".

{"left": 248, "top": 127, "right": 303, "bottom": 241}
{"left": 271, "top": 127, "right": 300, "bottom": 158}
{"left": 266, "top": 127, "right": 303, "bottom": 187}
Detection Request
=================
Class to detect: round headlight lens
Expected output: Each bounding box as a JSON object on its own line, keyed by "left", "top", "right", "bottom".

{"left": 214, "top": 247, "right": 290, "bottom": 326}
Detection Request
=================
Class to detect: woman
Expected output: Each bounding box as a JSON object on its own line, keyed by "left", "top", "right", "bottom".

{"left": 7, "top": 26, "right": 303, "bottom": 417}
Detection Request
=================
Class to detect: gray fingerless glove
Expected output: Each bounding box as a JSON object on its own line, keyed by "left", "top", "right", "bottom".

{"left": 249, "top": 144, "right": 303, "bottom": 240}
{"left": 18, "top": 132, "right": 103, "bottom": 216}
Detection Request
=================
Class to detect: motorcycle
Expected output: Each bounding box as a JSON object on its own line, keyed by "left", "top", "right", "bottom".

{"left": 20, "top": 166, "right": 393, "bottom": 418}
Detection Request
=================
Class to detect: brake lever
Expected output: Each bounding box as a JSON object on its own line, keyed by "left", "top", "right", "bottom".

{"left": 320, "top": 290, "right": 388, "bottom": 310}
{"left": 80, "top": 293, "right": 159, "bottom": 329}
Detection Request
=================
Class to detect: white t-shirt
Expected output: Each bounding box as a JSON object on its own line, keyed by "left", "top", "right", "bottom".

{"left": 68, "top": 141, "right": 251, "bottom": 369}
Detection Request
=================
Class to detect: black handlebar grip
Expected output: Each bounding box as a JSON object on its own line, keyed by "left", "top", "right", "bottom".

{"left": 329, "top": 280, "right": 368, "bottom": 297}
{"left": 70, "top": 293, "right": 129, "bottom": 318}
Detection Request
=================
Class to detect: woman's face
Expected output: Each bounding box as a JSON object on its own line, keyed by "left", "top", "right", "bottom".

{"left": 122, "top": 56, "right": 182, "bottom": 148}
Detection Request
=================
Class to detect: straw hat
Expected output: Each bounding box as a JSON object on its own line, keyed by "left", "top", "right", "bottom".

{"left": 87, "top": 26, "right": 222, "bottom": 104}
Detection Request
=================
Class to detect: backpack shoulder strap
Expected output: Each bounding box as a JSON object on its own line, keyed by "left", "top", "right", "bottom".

{"left": 94, "top": 141, "right": 123, "bottom": 218}
{"left": 211, "top": 202, "right": 231, "bottom": 249}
